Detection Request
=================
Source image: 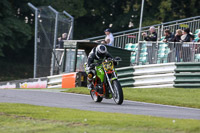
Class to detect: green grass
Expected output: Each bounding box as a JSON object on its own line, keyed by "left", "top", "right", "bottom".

{"left": 65, "top": 87, "right": 200, "bottom": 108}
{"left": 0, "top": 103, "right": 200, "bottom": 133}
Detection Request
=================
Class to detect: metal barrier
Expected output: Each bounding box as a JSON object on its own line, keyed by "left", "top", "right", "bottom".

{"left": 86, "top": 16, "right": 200, "bottom": 49}
{"left": 116, "top": 63, "right": 176, "bottom": 88}
{"left": 174, "top": 62, "right": 200, "bottom": 88}
{"left": 131, "top": 41, "right": 200, "bottom": 65}
{"left": 47, "top": 72, "right": 87, "bottom": 88}
{"left": 117, "top": 62, "right": 200, "bottom": 88}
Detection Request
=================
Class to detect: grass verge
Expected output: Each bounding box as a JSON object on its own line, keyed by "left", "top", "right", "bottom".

{"left": 64, "top": 87, "right": 200, "bottom": 109}
{"left": 0, "top": 103, "right": 200, "bottom": 133}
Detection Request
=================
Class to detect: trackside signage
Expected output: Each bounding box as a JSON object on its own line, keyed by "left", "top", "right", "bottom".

{"left": 20, "top": 79, "right": 47, "bottom": 88}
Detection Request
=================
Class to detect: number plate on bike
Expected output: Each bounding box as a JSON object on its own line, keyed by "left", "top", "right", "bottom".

{"left": 102, "top": 61, "right": 114, "bottom": 71}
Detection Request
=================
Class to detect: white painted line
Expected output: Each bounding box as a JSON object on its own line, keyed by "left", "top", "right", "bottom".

{"left": 124, "top": 100, "right": 200, "bottom": 111}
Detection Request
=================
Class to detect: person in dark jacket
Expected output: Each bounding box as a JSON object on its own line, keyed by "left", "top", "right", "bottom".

{"left": 142, "top": 26, "right": 157, "bottom": 41}
{"left": 164, "top": 29, "right": 175, "bottom": 62}
{"left": 181, "top": 28, "right": 192, "bottom": 62}
{"left": 141, "top": 26, "right": 157, "bottom": 63}
{"left": 181, "top": 28, "right": 191, "bottom": 42}
{"left": 172, "top": 29, "right": 183, "bottom": 62}
{"left": 57, "top": 33, "right": 67, "bottom": 48}
{"left": 163, "top": 29, "right": 174, "bottom": 42}
{"left": 172, "top": 29, "right": 182, "bottom": 42}
{"left": 86, "top": 44, "right": 113, "bottom": 90}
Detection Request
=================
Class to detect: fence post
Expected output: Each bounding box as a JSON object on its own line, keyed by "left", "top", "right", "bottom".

{"left": 160, "top": 22, "right": 164, "bottom": 37}
{"left": 48, "top": 6, "right": 59, "bottom": 76}
{"left": 138, "top": 0, "right": 145, "bottom": 43}
{"left": 135, "top": 42, "right": 141, "bottom": 65}
{"left": 28, "top": 3, "right": 38, "bottom": 78}
{"left": 63, "top": 11, "right": 74, "bottom": 40}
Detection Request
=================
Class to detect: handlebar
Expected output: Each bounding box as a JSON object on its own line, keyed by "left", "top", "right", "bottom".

{"left": 89, "top": 57, "right": 122, "bottom": 68}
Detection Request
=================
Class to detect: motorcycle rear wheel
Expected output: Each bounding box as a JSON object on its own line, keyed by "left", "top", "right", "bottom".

{"left": 90, "top": 90, "right": 103, "bottom": 102}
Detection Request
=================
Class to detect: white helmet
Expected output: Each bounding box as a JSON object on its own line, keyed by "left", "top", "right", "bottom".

{"left": 95, "top": 44, "right": 107, "bottom": 59}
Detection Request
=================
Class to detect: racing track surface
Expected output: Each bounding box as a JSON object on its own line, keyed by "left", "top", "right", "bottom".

{"left": 0, "top": 89, "right": 200, "bottom": 120}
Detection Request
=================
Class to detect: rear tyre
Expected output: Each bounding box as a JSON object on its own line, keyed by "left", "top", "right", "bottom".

{"left": 90, "top": 90, "right": 103, "bottom": 102}
{"left": 112, "top": 80, "right": 123, "bottom": 105}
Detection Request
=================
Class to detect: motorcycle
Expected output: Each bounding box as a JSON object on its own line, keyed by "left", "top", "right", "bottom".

{"left": 86, "top": 57, "right": 124, "bottom": 105}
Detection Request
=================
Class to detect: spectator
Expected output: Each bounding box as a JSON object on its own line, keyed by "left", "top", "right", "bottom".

{"left": 163, "top": 29, "right": 174, "bottom": 42}
{"left": 141, "top": 26, "right": 157, "bottom": 64}
{"left": 164, "top": 29, "right": 175, "bottom": 62}
{"left": 172, "top": 29, "right": 183, "bottom": 62}
{"left": 104, "top": 29, "right": 114, "bottom": 46}
{"left": 181, "top": 28, "right": 191, "bottom": 62}
{"left": 142, "top": 26, "right": 157, "bottom": 41}
{"left": 181, "top": 28, "right": 191, "bottom": 42}
{"left": 172, "top": 29, "right": 182, "bottom": 42}
{"left": 57, "top": 33, "right": 67, "bottom": 48}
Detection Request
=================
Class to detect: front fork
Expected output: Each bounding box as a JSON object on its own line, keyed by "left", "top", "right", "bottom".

{"left": 104, "top": 69, "right": 117, "bottom": 95}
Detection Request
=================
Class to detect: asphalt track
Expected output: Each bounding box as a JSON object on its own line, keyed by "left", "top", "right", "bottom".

{"left": 0, "top": 89, "right": 200, "bottom": 120}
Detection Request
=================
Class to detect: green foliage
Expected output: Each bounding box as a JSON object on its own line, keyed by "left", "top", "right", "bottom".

{"left": 0, "top": 60, "right": 33, "bottom": 81}
{"left": 0, "top": 0, "right": 32, "bottom": 56}
{"left": 158, "top": 0, "right": 200, "bottom": 21}
{"left": 0, "top": 103, "right": 200, "bottom": 133}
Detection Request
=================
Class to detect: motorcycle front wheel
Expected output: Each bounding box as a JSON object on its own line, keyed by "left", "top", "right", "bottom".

{"left": 90, "top": 90, "right": 103, "bottom": 102}
{"left": 112, "top": 80, "right": 124, "bottom": 105}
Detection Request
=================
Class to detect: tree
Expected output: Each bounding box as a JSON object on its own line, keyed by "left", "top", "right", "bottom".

{"left": 0, "top": 0, "right": 32, "bottom": 56}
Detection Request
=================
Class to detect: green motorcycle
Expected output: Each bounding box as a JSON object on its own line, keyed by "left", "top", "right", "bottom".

{"left": 86, "top": 57, "right": 124, "bottom": 105}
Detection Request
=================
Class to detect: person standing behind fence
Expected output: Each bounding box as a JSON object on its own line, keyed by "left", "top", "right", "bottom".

{"left": 57, "top": 33, "right": 67, "bottom": 48}
{"left": 104, "top": 29, "right": 114, "bottom": 46}
{"left": 172, "top": 29, "right": 182, "bottom": 42}
{"left": 163, "top": 29, "right": 174, "bottom": 42}
{"left": 163, "top": 29, "right": 175, "bottom": 62}
{"left": 172, "top": 29, "right": 183, "bottom": 62}
{"left": 181, "top": 28, "right": 192, "bottom": 62}
{"left": 142, "top": 26, "right": 157, "bottom": 41}
{"left": 181, "top": 28, "right": 191, "bottom": 42}
{"left": 142, "top": 26, "right": 157, "bottom": 64}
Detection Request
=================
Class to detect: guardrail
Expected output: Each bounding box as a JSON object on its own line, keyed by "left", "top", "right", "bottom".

{"left": 117, "top": 62, "right": 200, "bottom": 88}
{"left": 47, "top": 74, "right": 64, "bottom": 88}
{"left": 174, "top": 62, "right": 200, "bottom": 88}
{"left": 116, "top": 63, "right": 176, "bottom": 88}
{"left": 47, "top": 72, "right": 87, "bottom": 88}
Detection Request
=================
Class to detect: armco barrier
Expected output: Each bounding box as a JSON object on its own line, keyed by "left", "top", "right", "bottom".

{"left": 0, "top": 78, "right": 47, "bottom": 89}
{"left": 174, "top": 62, "right": 200, "bottom": 88}
{"left": 116, "top": 63, "right": 176, "bottom": 88}
{"left": 47, "top": 72, "right": 87, "bottom": 88}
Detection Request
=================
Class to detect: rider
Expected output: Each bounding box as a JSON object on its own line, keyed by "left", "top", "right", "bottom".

{"left": 86, "top": 44, "right": 113, "bottom": 90}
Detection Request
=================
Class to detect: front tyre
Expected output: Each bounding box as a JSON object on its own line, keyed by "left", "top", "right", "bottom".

{"left": 90, "top": 90, "right": 103, "bottom": 102}
{"left": 112, "top": 80, "right": 124, "bottom": 105}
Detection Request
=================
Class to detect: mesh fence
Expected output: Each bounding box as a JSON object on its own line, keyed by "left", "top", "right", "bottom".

{"left": 34, "top": 7, "right": 72, "bottom": 77}
{"left": 36, "top": 6, "right": 56, "bottom": 77}
{"left": 53, "top": 13, "right": 72, "bottom": 74}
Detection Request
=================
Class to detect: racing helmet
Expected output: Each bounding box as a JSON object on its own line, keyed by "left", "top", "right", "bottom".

{"left": 95, "top": 44, "right": 107, "bottom": 59}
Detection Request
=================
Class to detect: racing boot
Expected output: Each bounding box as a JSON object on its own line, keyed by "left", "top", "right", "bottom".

{"left": 87, "top": 73, "right": 93, "bottom": 90}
